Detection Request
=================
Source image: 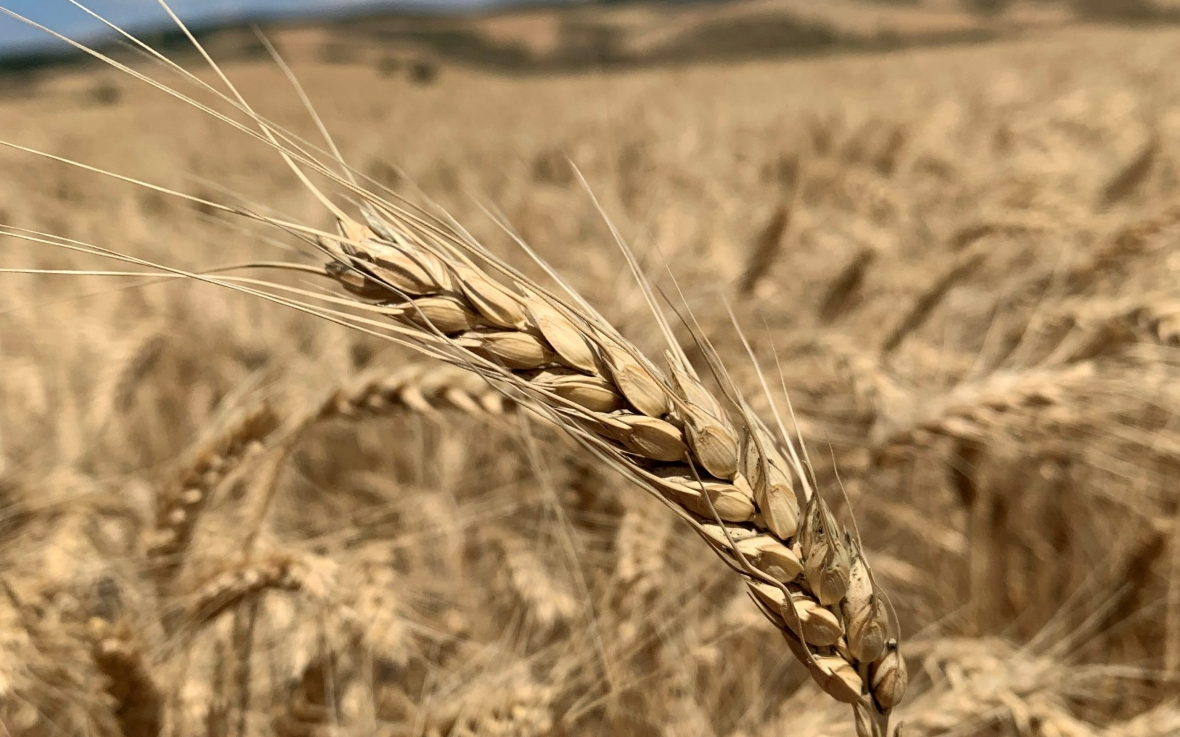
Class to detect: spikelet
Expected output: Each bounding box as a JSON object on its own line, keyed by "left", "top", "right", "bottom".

{"left": 843, "top": 538, "right": 888, "bottom": 664}
{"left": 869, "top": 640, "right": 907, "bottom": 711}
{"left": 798, "top": 493, "right": 851, "bottom": 606}
{"left": 668, "top": 357, "right": 742, "bottom": 479}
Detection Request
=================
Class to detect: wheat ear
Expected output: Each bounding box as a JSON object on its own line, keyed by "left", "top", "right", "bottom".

{"left": 144, "top": 404, "right": 280, "bottom": 584}
{"left": 314, "top": 363, "right": 511, "bottom": 422}
{"left": 873, "top": 363, "right": 1094, "bottom": 449}
{"left": 185, "top": 553, "right": 334, "bottom": 628}
{"left": 309, "top": 207, "right": 906, "bottom": 731}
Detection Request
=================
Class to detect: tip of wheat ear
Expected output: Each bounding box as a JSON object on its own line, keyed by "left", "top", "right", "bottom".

{"left": 318, "top": 214, "right": 906, "bottom": 728}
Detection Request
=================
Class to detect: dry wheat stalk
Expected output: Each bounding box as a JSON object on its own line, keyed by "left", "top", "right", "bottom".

{"left": 309, "top": 205, "right": 906, "bottom": 731}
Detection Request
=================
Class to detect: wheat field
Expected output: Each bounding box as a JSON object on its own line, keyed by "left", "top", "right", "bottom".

{"left": 2, "top": 8, "right": 1180, "bottom": 737}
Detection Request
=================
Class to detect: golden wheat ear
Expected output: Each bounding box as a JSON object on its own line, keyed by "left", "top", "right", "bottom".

{"left": 300, "top": 199, "right": 907, "bottom": 732}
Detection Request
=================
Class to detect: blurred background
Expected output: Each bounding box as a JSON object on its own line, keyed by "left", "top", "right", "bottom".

{"left": 6, "top": 1, "right": 1180, "bottom": 736}
{"left": 2, "top": 0, "right": 1177, "bottom": 81}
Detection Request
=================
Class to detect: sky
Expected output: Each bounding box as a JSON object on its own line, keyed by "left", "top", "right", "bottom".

{"left": 0, "top": 0, "right": 542, "bottom": 54}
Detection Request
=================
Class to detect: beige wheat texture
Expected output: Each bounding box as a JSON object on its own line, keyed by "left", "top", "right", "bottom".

{"left": 3, "top": 4, "right": 1180, "bottom": 737}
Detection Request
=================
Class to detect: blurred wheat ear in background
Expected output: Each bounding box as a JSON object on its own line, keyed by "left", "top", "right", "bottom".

{"left": 3, "top": 1, "right": 1180, "bottom": 736}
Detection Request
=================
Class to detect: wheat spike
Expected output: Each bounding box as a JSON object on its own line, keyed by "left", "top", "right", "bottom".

{"left": 738, "top": 201, "right": 793, "bottom": 297}
{"left": 818, "top": 245, "right": 875, "bottom": 324}
{"left": 87, "top": 619, "right": 164, "bottom": 737}
{"left": 614, "top": 502, "right": 673, "bottom": 613}
{"left": 873, "top": 363, "right": 1095, "bottom": 450}
{"left": 424, "top": 658, "right": 557, "bottom": 737}
{"left": 1098, "top": 132, "right": 1159, "bottom": 208}
{"left": 881, "top": 242, "right": 988, "bottom": 354}
{"left": 86, "top": 325, "right": 166, "bottom": 428}
{"left": 492, "top": 531, "right": 578, "bottom": 635}
{"left": 310, "top": 204, "right": 904, "bottom": 727}
{"left": 0, "top": 6, "right": 904, "bottom": 727}
{"left": 1011, "top": 205, "right": 1180, "bottom": 300}
{"left": 1130, "top": 299, "right": 1180, "bottom": 347}
{"left": 144, "top": 403, "right": 279, "bottom": 583}
{"left": 1106, "top": 704, "right": 1180, "bottom": 737}
{"left": 888, "top": 638, "right": 1109, "bottom": 737}
{"left": 185, "top": 552, "right": 336, "bottom": 629}
{"left": 315, "top": 363, "right": 511, "bottom": 422}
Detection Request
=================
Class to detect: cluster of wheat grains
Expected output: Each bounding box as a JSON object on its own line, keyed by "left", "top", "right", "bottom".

{"left": 5, "top": 3, "right": 1180, "bottom": 736}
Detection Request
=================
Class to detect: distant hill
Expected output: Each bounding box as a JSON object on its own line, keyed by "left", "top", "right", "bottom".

{"left": 1, "top": 0, "right": 1170, "bottom": 81}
